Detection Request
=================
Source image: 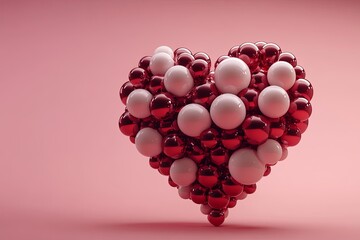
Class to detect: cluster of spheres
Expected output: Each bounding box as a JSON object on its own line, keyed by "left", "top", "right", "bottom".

{"left": 119, "top": 43, "right": 313, "bottom": 226}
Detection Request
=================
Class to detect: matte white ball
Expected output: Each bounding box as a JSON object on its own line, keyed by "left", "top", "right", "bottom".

{"left": 177, "top": 103, "right": 211, "bottom": 137}
{"left": 170, "top": 157, "right": 198, "bottom": 187}
{"left": 149, "top": 52, "right": 174, "bottom": 76}
{"left": 210, "top": 93, "right": 246, "bottom": 130}
{"left": 135, "top": 127, "right": 162, "bottom": 157}
{"left": 228, "top": 148, "right": 265, "bottom": 185}
{"left": 267, "top": 61, "right": 296, "bottom": 90}
{"left": 200, "top": 204, "right": 212, "bottom": 215}
{"left": 280, "top": 146, "right": 288, "bottom": 161}
{"left": 153, "top": 45, "right": 174, "bottom": 58}
{"left": 257, "top": 139, "right": 282, "bottom": 165}
{"left": 258, "top": 86, "right": 290, "bottom": 118}
{"left": 178, "top": 186, "right": 191, "bottom": 199}
{"left": 164, "top": 65, "right": 194, "bottom": 97}
{"left": 214, "top": 57, "right": 251, "bottom": 94}
{"left": 126, "top": 89, "right": 152, "bottom": 119}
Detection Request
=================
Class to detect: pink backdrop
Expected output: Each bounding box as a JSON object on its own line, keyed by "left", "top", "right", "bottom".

{"left": 1, "top": 0, "right": 360, "bottom": 239}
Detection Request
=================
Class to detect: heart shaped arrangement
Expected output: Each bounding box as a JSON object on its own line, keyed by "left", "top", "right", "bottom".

{"left": 118, "top": 42, "right": 313, "bottom": 226}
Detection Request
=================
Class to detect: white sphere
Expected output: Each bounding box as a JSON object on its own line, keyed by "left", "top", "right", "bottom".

{"left": 126, "top": 89, "right": 152, "bottom": 119}
{"left": 280, "top": 146, "right": 288, "bottom": 161}
{"left": 200, "top": 204, "right": 212, "bottom": 215}
{"left": 170, "top": 157, "right": 198, "bottom": 187}
{"left": 257, "top": 139, "right": 282, "bottom": 165}
{"left": 228, "top": 148, "right": 265, "bottom": 185}
{"left": 164, "top": 65, "right": 194, "bottom": 97}
{"left": 135, "top": 127, "right": 162, "bottom": 157}
{"left": 258, "top": 86, "right": 290, "bottom": 118}
{"left": 214, "top": 57, "right": 251, "bottom": 94}
{"left": 210, "top": 93, "right": 246, "bottom": 130}
{"left": 177, "top": 103, "right": 211, "bottom": 137}
{"left": 153, "top": 45, "right": 174, "bottom": 58}
{"left": 267, "top": 61, "right": 296, "bottom": 90}
{"left": 149, "top": 52, "right": 174, "bottom": 76}
{"left": 178, "top": 186, "right": 191, "bottom": 199}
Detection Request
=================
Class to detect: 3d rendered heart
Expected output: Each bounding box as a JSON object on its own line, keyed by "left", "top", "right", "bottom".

{"left": 118, "top": 42, "right": 313, "bottom": 226}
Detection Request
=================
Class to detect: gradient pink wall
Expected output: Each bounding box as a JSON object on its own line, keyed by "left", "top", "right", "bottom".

{"left": 1, "top": 0, "right": 360, "bottom": 239}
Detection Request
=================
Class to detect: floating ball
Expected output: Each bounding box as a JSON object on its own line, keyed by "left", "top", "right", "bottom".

{"left": 177, "top": 103, "right": 211, "bottom": 137}
{"left": 267, "top": 61, "right": 296, "bottom": 90}
{"left": 258, "top": 86, "right": 290, "bottom": 118}
{"left": 164, "top": 65, "right": 194, "bottom": 97}
{"left": 135, "top": 127, "right": 162, "bottom": 157}
{"left": 257, "top": 139, "right": 283, "bottom": 165}
{"left": 169, "top": 157, "right": 198, "bottom": 187}
{"left": 149, "top": 52, "right": 174, "bottom": 76}
{"left": 126, "top": 89, "right": 153, "bottom": 119}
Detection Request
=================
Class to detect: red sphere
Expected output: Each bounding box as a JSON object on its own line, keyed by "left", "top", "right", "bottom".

{"left": 208, "top": 210, "right": 225, "bottom": 227}
{"left": 228, "top": 45, "right": 239, "bottom": 57}
{"left": 208, "top": 189, "right": 230, "bottom": 209}
{"left": 158, "top": 118, "right": 177, "bottom": 136}
{"left": 194, "top": 52, "right": 211, "bottom": 67}
{"left": 176, "top": 52, "right": 194, "bottom": 68}
{"left": 295, "top": 119, "right": 309, "bottom": 134}
{"left": 279, "top": 52, "right": 297, "bottom": 67}
{"left": 138, "top": 56, "right": 151, "bottom": 72}
{"left": 190, "top": 184, "right": 207, "bottom": 204}
{"left": 228, "top": 197, "right": 237, "bottom": 208}
{"left": 269, "top": 117, "right": 286, "bottom": 139}
{"left": 129, "top": 135, "right": 136, "bottom": 144}
{"left": 290, "top": 78, "right": 313, "bottom": 101}
{"left": 198, "top": 165, "right": 219, "bottom": 188}
{"left": 192, "top": 82, "right": 219, "bottom": 107}
{"left": 190, "top": 59, "right": 210, "bottom": 80}
{"left": 148, "top": 76, "right": 164, "bottom": 95}
{"left": 281, "top": 124, "right": 301, "bottom": 146}
{"left": 238, "top": 42, "right": 260, "bottom": 72}
{"left": 210, "top": 146, "right": 229, "bottom": 166}
{"left": 242, "top": 115, "right": 270, "bottom": 145}
{"left": 128, "top": 67, "right": 148, "bottom": 87}
{"left": 158, "top": 157, "right": 173, "bottom": 176}
{"left": 222, "top": 177, "right": 244, "bottom": 196}
{"left": 118, "top": 111, "right": 140, "bottom": 136}
{"left": 221, "top": 129, "right": 242, "bottom": 150}
{"left": 163, "top": 134, "right": 186, "bottom": 159}
{"left": 263, "top": 165, "right": 271, "bottom": 176}
{"left": 186, "top": 139, "right": 206, "bottom": 164}
{"left": 244, "top": 184, "right": 257, "bottom": 194}
{"left": 260, "top": 43, "right": 281, "bottom": 71}
{"left": 215, "top": 55, "right": 230, "bottom": 69}
{"left": 294, "top": 65, "right": 306, "bottom": 79}
{"left": 119, "top": 81, "right": 135, "bottom": 105}
{"left": 288, "top": 97, "right": 312, "bottom": 121}
{"left": 149, "top": 156, "right": 159, "bottom": 169}
{"left": 200, "top": 128, "right": 219, "bottom": 149}
{"left": 174, "top": 47, "right": 192, "bottom": 58}
{"left": 255, "top": 41, "right": 267, "bottom": 51}
{"left": 238, "top": 88, "right": 259, "bottom": 112}
{"left": 150, "top": 93, "right": 174, "bottom": 119}
{"left": 250, "top": 71, "right": 268, "bottom": 91}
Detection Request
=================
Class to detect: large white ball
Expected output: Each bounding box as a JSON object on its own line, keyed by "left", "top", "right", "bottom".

{"left": 153, "top": 45, "right": 174, "bottom": 58}
{"left": 267, "top": 61, "right": 296, "bottom": 90}
{"left": 228, "top": 148, "right": 265, "bottom": 185}
{"left": 177, "top": 103, "right": 211, "bottom": 137}
{"left": 135, "top": 127, "right": 162, "bottom": 157}
{"left": 126, "top": 89, "right": 152, "bottom": 119}
{"left": 170, "top": 157, "right": 198, "bottom": 187}
{"left": 210, "top": 93, "right": 246, "bottom": 130}
{"left": 149, "top": 52, "right": 174, "bottom": 76}
{"left": 258, "top": 86, "right": 290, "bottom": 118}
{"left": 178, "top": 186, "right": 191, "bottom": 199}
{"left": 257, "top": 139, "right": 282, "bottom": 165}
{"left": 164, "top": 65, "right": 194, "bottom": 97}
{"left": 214, "top": 57, "right": 251, "bottom": 94}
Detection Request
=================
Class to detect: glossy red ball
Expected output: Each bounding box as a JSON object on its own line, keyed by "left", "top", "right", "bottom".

{"left": 215, "top": 55, "right": 230, "bottom": 69}
{"left": 279, "top": 52, "right": 297, "bottom": 67}
{"left": 290, "top": 78, "right": 313, "bottom": 101}
{"left": 255, "top": 41, "right": 267, "bottom": 51}
{"left": 194, "top": 52, "right": 211, "bottom": 67}
{"left": 228, "top": 197, "right": 237, "bottom": 208}
{"left": 186, "top": 140, "right": 206, "bottom": 164}
{"left": 138, "top": 56, "right": 151, "bottom": 72}
{"left": 158, "top": 157, "right": 173, "bottom": 176}
{"left": 269, "top": 117, "right": 286, "bottom": 139}
{"left": 168, "top": 176, "right": 178, "bottom": 188}
{"left": 208, "top": 189, "right": 230, "bottom": 209}
{"left": 190, "top": 59, "right": 210, "bottom": 80}
{"left": 281, "top": 124, "right": 301, "bottom": 146}
{"left": 210, "top": 146, "right": 229, "bottom": 166}
{"left": 148, "top": 76, "right": 164, "bottom": 95}
{"left": 208, "top": 210, "right": 225, "bottom": 226}
{"left": 242, "top": 115, "right": 270, "bottom": 145}
{"left": 250, "top": 71, "right": 268, "bottom": 91}
{"left": 228, "top": 45, "right": 239, "bottom": 57}
{"left": 119, "top": 81, "right": 135, "bottom": 105}
{"left": 163, "top": 134, "right": 186, "bottom": 159}
{"left": 128, "top": 67, "right": 148, "bottom": 87}
{"left": 221, "top": 129, "right": 242, "bottom": 150}
{"left": 288, "top": 97, "right": 312, "bottom": 121}
{"left": 176, "top": 52, "right": 195, "bottom": 68}
{"left": 150, "top": 93, "right": 174, "bottom": 119}
{"left": 294, "top": 65, "right": 306, "bottom": 79}
{"left": 192, "top": 82, "right": 219, "bottom": 107}
{"left": 222, "top": 177, "right": 244, "bottom": 196}
{"left": 244, "top": 184, "right": 257, "bottom": 194}
{"left": 174, "top": 47, "right": 192, "bottom": 58}
{"left": 263, "top": 165, "right": 271, "bottom": 176}
{"left": 238, "top": 42, "right": 260, "bottom": 72}
{"left": 190, "top": 184, "right": 207, "bottom": 204}
{"left": 149, "top": 156, "right": 160, "bottom": 169}
{"left": 200, "top": 128, "right": 219, "bottom": 149}
{"left": 260, "top": 43, "right": 281, "bottom": 71}
{"left": 198, "top": 165, "right": 219, "bottom": 188}
{"left": 238, "top": 88, "right": 259, "bottom": 112}
{"left": 118, "top": 111, "right": 140, "bottom": 136}
{"left": 295, "top": 119, "right": 309, "bottom": 134}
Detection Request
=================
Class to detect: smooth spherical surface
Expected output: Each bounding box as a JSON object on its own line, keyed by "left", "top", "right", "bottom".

{"left": 126, "top": 89, "right": 153, "bottom": 119}
{"left": 149, "top": 52, "right": 174, "bottom": 76}
{"left": 164, "top": 65, "right": 194, "bottom": 97}
{"left": 258, "top": 86, "right": 290, "bottom": 118}
{"left": 178, "top": 186, "right": 191, "bottom": 199}
{"left": 170, "top": 157, "right": 198, "bottom": 187}
{"left": 267, "top": 61, "right": 296, "bottom": 90}
{"left": 228, "top": 148, "right": 265, "bottom": 185}
{"left": 135, "top": 127, "right": 163, "bottom": 157}
{"left": 257, "top": 139, "right": 282, "bottom": 165}
{"left": 214, "top": 58, "right": 251, "bottom": 94}
{"left": 150, "top": 93, "right": 174, "bottom": 119}
{"left": 210, "top": 93, "right": 246, "bottom": 130}
{"left": 200, "top": 204, "right": 212, "bottom": 215}
{"left": 177, "top": 103, "right": 211, "bottom": 137}
{"left": 153, "top": 45, "right": 174, "bottom": 58}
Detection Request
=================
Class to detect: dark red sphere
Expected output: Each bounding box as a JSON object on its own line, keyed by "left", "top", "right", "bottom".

{"left": 174, "top": 47, "right": 192, "bottom": 58}
{"left": 163, "top": 134, "right": 186, "bottom": 159}
{"left": 190, "top": 184, "right": 207, "bottom": 204}
{"left": 149, "top": 156, "right": 160, "bottom": 169}
{"left": 238, "top": 42, "right": 260, "bottom": 72}
{"left": 221, "top": 129, "right": 242, "bottom": 150}
{"left": 192, "top": 82, "right": 219, "bottom": 107}
{"left": 186, "top": 139, "right": 206, "bottom": 164}
{"left": 238, "top": 88, "right": 259, "bottom": 112}
{"left": 200, "top": 128, "right": 219, "bottom": 149}
{"left": 118, "top": 111, "right": 140, "bottom": 136}
{"left": 242, "top": 115, "right": 270, "bottom": 145}
{"left": 228, "top": 45, "right": 239, "bottom": 57}
{"left": 198, "top": 165, "right": 219, "bottom": 188}
{"left": 168, "top": 176, "right": 178, "bottom": 188}
{"left": 281, "top": 124, "right": 301, "bottom": 146}
{"left": 128, "top": 67, "right": 148, "bottom": 87}
{"left": 279, "top": 52, "right": 297, "bottom": 67}
{"left": 150, "top": 93, "right": 174, "bottom": 119}
{"left": 176, "top": 52, "right": 194, "bottom": 68}
{"left": 222, "top": 177, "right": 244, "bottom": 196}
{"left": 290, "top": 78, "right": 313, "bottom": 101}
{"left": 148, "top": 76, "right": 164, "bottom": 95}
{"left": 294, "top": 65, "right": 306, "bottom": 79}
{"left": 210, "top": 146, "right": 229, "bottom": 166}
{"left": 269, "top": 117, "right": 286, "bottom": 139}
{"left": 295, "top": 119, "right": 309, "bottom": 134}
{"left": 228, "top": 197, "right": 237, "bottom": 208}
{"left": 208, "top": 189, "right": 230, "bottom": 209}
{"left": 244, "top": 184, "right": 257, "bottom": 194}
{"left": 263, "top": 165, "right": 271, "bottom": 176}
{"left": 158, "top": 157, "right": 173, "bottom": 176}
{"left": 250, "top": 71, "right": 268, "bottom": 91}
{"left": 119, "top": 81, "right": 135, "bottom": 105}
{"left": 255, "top": 41, "right": 267, "bottom": 51}
{"left": 138, "top": 56, "right": 151, "bottom": 72}
{"left": 215, "top": 55, "right": 230, "bottom": 69}
{"left": 190, "top": 59, "right": 210, "bottom": 80}
{"left": 288, "top": 97, "right": 312, "bottom": 121}
{"left": 260, "top": 43, "right": 281, "bottom": 71}
{"left": 158, "top": 118, "right": 177, "bottom": 136}
{"left": 194, "top": 52, "right": 211, "bottom": 67}
{"left": 208, "top": 210, "right": 225, "bottom": 226}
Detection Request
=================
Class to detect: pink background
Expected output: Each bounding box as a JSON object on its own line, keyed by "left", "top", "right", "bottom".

{"left": 1, "top": 0, "right": 360, "bottom": 239}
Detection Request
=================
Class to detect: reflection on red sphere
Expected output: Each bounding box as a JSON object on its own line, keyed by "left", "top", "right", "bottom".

{"left": 269, "top": 117, "right": 286, "bottom": 139}
{"left": 242, "top": 115, "right": 270, "bottom": 145}
{"left": 148, "top": 76, "right": 164, "bottom": 95}
{"left": 163, "top": 134, "right": 186, "bottom": 159}
{"left": 138, "top": 56, "right": 151, "bottom": 72}
{"left": 281, "top": 124, "right": 301, "bottom": 146}
{"left": 228, "top": 45, "right": 239, "bottom": 57}
{"left": 190, "top": 184, "right": 207, "bottom": 204}
{"left": 238, "top": 88, "right": 259, "bottom": 112}
{"left": 198, "top": 165, "right": 219, "bottom": 188}
{"left": 192, "top": 82, "right": 219, "bottom": 107}
{"left": 222, "top": 177, "right": 244, "bottom": 196}
{"left": 190, "top": 59, "right": 210, "bottom": 80}
{"left": 221, "top": 129, "right": 242, "bottom": 150}
{"left": 149, "top": 156, "right": 160, "bottom": 169}
{"left": 210, "top": 146, "right": 229, "bottom": 166}
{"left": 194, "top": 52, "right": 211, "bottom": 67}
{"left": 288, "top": 97, "right": 312, "bottom": 121}
{"left": 290, "top": 79, "right": 313, "bottom": 101}
{"left": 176, "top": 52, "right": 194, "bottom": 68}
{"left": 118, "top": 111, "right": 140, "bottom": 136}
{"left": 150, "top": 93, "right": 174, "bottom": 119}
{"left": 129, "top": 67, "right": 148, "bottom": 87}
{"left": 294, "top": 65, "right": 306, "bottom": 79}
{"left": 279, "top": 52, "right": 297, "bottom": 67}
{"left": 244, "top": 184, "right": 257, "bottom": 194}
{"left": 158, "top": 157, "right": 173, "bottom": 176}
{"left": 238, "top": 42, "right": 260, "bottom": 72}
{"left": 263, "top": 165, "right": 271, "bottom": 176}
{"left": 215, "top": 55, "right": 230, "bottom": 69}
{"left": 260, "top": 43, "right": 281, "bottom": 71}
{"left": 250, "top": 71, "right": 268, "bottom": 91}
{"left": 255, "top": 41, "right": 267, "bottom": 51}
{"left": 119, "top": 81, "right": 135, "bottom": 105}
{"left": 174, "top": 47, "right": 192, "bottom": 58}
{"left": 228, "top": 197, "right": 237, "bottom": 208}
{"left": 186, "top": 139, "right": 206, "bottom": 164}
{"left": 208, "top": 189, "right": 230, "bottom": 209}
{"left": 208, "top": 210, "right": 225, "bottom": 226}
{"left": 200, "top": 128, "right": 219, "bottom": 149}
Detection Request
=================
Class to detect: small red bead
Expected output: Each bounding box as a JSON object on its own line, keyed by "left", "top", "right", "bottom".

{"left": 295, "top": 119, "right": 309, "bottom": 134}
{"left": 208, "top": 210, "right": 225, "bottom": 227}
{"left": 263, "top": 165, "right": 271, "bottom": 176}
{"left": 194, "top": 52, "right": 211, "bottom": 67}
{"left": 221, "top": 129, "right": 242, "bottom": 150}
{"left": 176, "top": 52, "right": 195, "bottom": 68}
{"left": 149, "top": 156, "right": 160, "bottom": 169}
{"left": 163, "top": 134, "right": 186, "bottom": 159}
{"left": 228, "top": 45, "right": 239, "bottom": 57}
{"left": 215, "top": 55, "right": 230, "bottom": 69}
{"left": 118, "top": 111, "right": 140, "bottom": 136}
{"left": 119, "top": 81, "right": 135, "bottom": 105}
{"left": 198, "top": 165, "right": 219, "bottom": 188}
{"left": 200, "top": 128, "right": 219, "bottom": 149}
{"left": 238, "top": 42, "right": 260, "bottom": 72}
{"left": 148, "top": 76, "right": 164, "bottom": 95}
{"left": 250, "top": 71, "right": 268, "bottom": 91}
{"left": 192, "top": 82, "right": 219, "bottom": 107}
{"left": 281, "top": 124, "right": 301, "bottom": 146}
{"left": 186, "top": 139, "right": 206, "bottom": 163}
{"left": 128, "top": 67, "right": 148, "bottom": 87}
{"left": 228, "top": 197, "right": 237, "bottom": 208}
{"left": 255, "top": 41, "right": 267, "bottom": 51}
{"left": 190, "top": 59, "right": 210, "bottom": 80}
{"left": 210, "top": 146, "right": 229, "bottom": 166}
{"left": 244, "top": 184, "right": 257, "bottom": 194}
{"left": 158, "top": 157, "right": 173, "bottom": 176}
{"left": 279, "top": 52, "right": 297, "bottom": 67}
{"left": 190, "top": 184, "right": 207, "bottom": 204}
{"left": 222, "top": 177, "right": 244, "bottom": 196}
{"left": 269, "top": 117, "right": 286, "bottom": 139}
{"left": 290, "top": 78, "right": 313, "bottom": 101}
{"left": 238, "top": 88, "right": 259, "bottom": 112}
{"left": 294, "top": 65, "right": 306, "bottom": 79}
{"left": 242, "top": 115, "right": 270, "bottom": 145}
{"left": 208, "top": 189, "right": 230, "bottom": 209}
{"left": 150, "top": 93, "right": 174, "bottom": 119}
{"left": 174, "top": 47, "right": 192, "bottom": 58}
{"left": 129, "top": 135, "right": 136, "bottom": 144}
{"left": 138, "top": 56, "right": 151, "bottom": 72}
{"left": 288, "top": 97, "right": 312, "bottom": 121}
{"left": 260, "top": 43, "right": 281, "bottom": 71}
